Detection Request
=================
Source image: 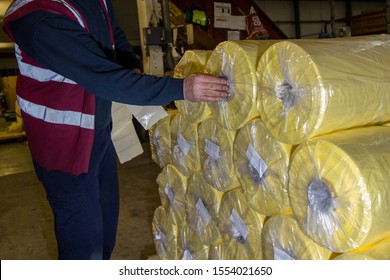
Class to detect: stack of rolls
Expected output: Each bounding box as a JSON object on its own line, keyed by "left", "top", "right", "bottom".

{"left": 257, "top": 35, "right": 390, "bottom": 145}
{"left": 288, "top": 126, "right": 390, "bottom": 252}
{"left": 205, "top": 40, "right": 277, "bottom": 131}
{"left": 198, "top": 116, "right": 240, "bottom": 192}
{"left": 233, "top": 118, "right": 293, "bottom": 216}
{"left": 174, "top": 50, "right": 212, "bottom": 124}
{"left": 185, "top": 172, "right": 224, "bottom": 246}
{"left": 262, "top": 214, "right": 332, "bottom": 260}
{"left": 149, "top": 109, "right": 178, "bottom": 168}
{"left": 177, "top": 225, "right": 210, "bottom": 260}
{"left": 156, "top": 164, "right": 188, "bottom": 226}
{"left": 216, "top": 188, "right": 266, "bottom": 259}
{"left": 170, "top": 113, "right": 201, "bottom": 177}
{"left": 333, "top": 236, "right": 390, "bottom": 260}
{"left": 152, "top": 206, "right": 179, "bottom": 260}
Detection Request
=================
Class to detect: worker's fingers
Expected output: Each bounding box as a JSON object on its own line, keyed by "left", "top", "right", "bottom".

{"left": 183, "top": 74, "right": 229, "bottom": 102}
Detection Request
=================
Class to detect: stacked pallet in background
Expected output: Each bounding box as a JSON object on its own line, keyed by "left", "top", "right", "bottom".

{"left": 150, "top": 35, "right": 390, "bottom": 260}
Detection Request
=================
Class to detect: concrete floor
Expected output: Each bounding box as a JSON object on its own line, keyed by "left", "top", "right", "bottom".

{"left": 0, "top": 136, "right": 162, "bottom": 260}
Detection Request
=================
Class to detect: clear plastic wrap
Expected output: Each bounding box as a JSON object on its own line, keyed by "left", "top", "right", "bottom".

{"left": 198, "top": 116, "right": 240, "bottom": 192}
{"left": 289, "top": 126, "right": 390, "bottom": 252}
{"left": 185, "top": 172, "right": 224, "bottom": 246}
{"left": 149, "top": 109, "right": 178, "bottom": 168}
{"left": 177, "top": 225, "right": 210, "bottom": 260}
{"left": 233, "top": 118, "right": 292, "bottom": 216}
{"left": 152, "top": 206, "right": 179, "bottom": 260}
{"left": 170, "top": 113, "right": 201, "bottom": 177}
{"left": 257, "top": 35, "right": 390, "bottom": 144}
{"left": 334, "top": 236, "right": 390, "bottom": 260}
{"left": 127, "top": 105, "right": 168, "bottom": 130}
{"left": 174, "top": 50, "right": 212, "bottom": 124}
{"left": 262, "top": 214, "right": 332, "bottom": 260}
{"left": 205, "top": 40, "right": 277, "bottom": 131}
{"left": 217, "top": 188, "right": 266, "bottom": 259}
{"left": 156, "top": 164, "right": 188, "bottom": 226}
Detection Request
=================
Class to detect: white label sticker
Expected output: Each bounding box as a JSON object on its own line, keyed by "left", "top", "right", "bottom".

{"left": 230, "top": 208, "right": 248, "bottom": 241}
{"left": 274, "top": 247, "right": 295, "bottom": 260}
{"left": 246, "top": 144, "right": 268, "bottom": 178}
{"left": 196, "top": 198, "right": 212, "bottom": 226}
{"left": 177, "top": 132, "right": 191, "bottom": 156}
{"left": 204, "top": 139, "right": 221, "bottom": 160}
{"left": 164, "top": 185, "right": 175, "bottom": 205}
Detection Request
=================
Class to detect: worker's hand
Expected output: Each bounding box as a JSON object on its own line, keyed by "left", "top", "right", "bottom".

{"left": 183, "top": 74, "right": 229, "bottom": 102}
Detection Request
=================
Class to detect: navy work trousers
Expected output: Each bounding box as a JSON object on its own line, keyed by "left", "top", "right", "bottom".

{"left": 34, "top": 126, "right": 119, "bottom": 260}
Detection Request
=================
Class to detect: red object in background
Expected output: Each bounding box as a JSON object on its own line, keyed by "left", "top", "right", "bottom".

{"left": 246, "top": 6, "right": 269, "bottom": 38}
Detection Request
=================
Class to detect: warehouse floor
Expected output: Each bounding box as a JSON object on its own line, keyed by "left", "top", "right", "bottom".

{"left": 0, "top": 131, "right": 162, "bottom": 260}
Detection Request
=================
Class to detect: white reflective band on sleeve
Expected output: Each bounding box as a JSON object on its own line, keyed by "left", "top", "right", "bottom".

{"left": 15, "top": 45, "right": 76, "bottom": 84}
{"left": 17, "top": 96, "right": 94, "bottom": 129}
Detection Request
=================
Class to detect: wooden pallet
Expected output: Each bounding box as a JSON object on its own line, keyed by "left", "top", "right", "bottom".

{"left": 0, "top": 130, "right": 26, "bottom": 142}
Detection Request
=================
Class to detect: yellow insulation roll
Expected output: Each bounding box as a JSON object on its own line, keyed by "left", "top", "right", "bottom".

{"left": 205, "top": 40, "right": 277, "bottom": 131}
{"left": 156, "top": 164, "right": 188, "bottom": 226}
{"left": 152, "top": 206, "right": 179, "bottom": 260}
{"left": 233, "top": 118, "right": 292, "bottom": 216}
{"left": 208, "top": 243, "right": 223, "bottom": 260}
{"left": 198, "top": 116, "right": 240, "bottom": 192}
{"left": 257, "top": 35, "right": 390, "bottom": 144}
{"left": 170, "top": 113, "right": 201, "bottom": 177}
{"left": 218, "top": 188, "right": 266, "bottom": 259}
{"left": 186, "top": 172, "right": 224, "bottom": 246}
{"left": 289, "top": 126, "right": 390, "bottom": 252}
{"left": 262, "top": 214, "right": 332, "bottom": 260}
{"left": 334, "top": 237, "right": 390, "bottom": 260}
{"left": 149, "top": 109, "right": 178, "bottom": 168}
{"left": 174, "top": 50, "right": 212, "bottom": 124}
{"left": 177, "top": 225, "right": 209, "bottom": 260}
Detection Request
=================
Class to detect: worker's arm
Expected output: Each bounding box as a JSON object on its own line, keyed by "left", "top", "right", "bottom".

{"left": 8, "top": 12, "right": 227, "bottom": 105}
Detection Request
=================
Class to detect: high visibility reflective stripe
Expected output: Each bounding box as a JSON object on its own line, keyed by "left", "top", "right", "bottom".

{"left": 17, "top": 96, "right": 94, "bottom": 129}
{"left": 15, "top": 45, "right": 77, "bottom": 84}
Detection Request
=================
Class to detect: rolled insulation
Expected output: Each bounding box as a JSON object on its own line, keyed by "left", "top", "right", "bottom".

{"left": 217, "top": 188, "right": 266, "bottom": 259}
{"left": 334, "top": 237, "right": 390, "bottom": 260}
{"left": 177, "top": 225, "right": 209, "bottom": 260}
{"left": 156, "top": 164, "right": 188, "bottom": 226}
{"left": 208, "top": 243, "right": 224, "bottom": 260}
{"left": 174, "top": 50, "right": 212, "bottom": 124}
{"left": 186, "top": 172, "right": 224, "bottom": 246}
{"left": 257, "top": 35, "right": 390, "bottom": 144}
{"left": 233, "top": 118, "right": 292, "bottom": 216}
{"left": 289, "top": 126, "right": 390, "bottom": 252}
{"left": 198, "top": 116, "right": 240, "bottom": 192}
{"left": 170, "top": 113, "right": 201, "bottom": 177}
{"left": 152, "top": 206, "right": 179, "bottom": 260}
{"left": 205, "top": 40, "right": 277, "bottom": 131}
{"left": 262, "top": 214, "right": 332, "bottom": 260}
{"left": 149, "top": 109, "right": 178, "bottom": 168}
